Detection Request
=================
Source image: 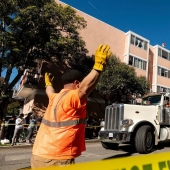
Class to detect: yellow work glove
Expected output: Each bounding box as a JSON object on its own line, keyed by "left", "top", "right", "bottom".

{"left": 93, "top": 44, "right": 112, "bottom": 71}
{"left": 45, "top": 72, "right": 54, "bottom": 87}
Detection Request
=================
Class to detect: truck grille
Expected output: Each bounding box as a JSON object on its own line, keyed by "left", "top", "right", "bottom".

{"left": 162, "top": 108, "right": 170, "bottom": 124}
{"left": 104, "top": 104, "right": 124, "bottom": 130}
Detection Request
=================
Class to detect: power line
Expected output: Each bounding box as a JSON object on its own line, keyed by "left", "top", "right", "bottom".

{"left": 87, "top": 0, "right": 104, "bottom": 16}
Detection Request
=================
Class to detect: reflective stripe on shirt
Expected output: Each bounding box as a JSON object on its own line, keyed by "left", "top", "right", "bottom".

{"left": 42, "top": 118, "right": 86, "bottom": 128}
{"left": 42, "top": 91, "right": 86, "bottom": 128}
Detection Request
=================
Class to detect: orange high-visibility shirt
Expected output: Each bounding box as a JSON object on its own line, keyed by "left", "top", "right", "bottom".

{"left": 32, "top": 89, "right": 86, "bottom": 160}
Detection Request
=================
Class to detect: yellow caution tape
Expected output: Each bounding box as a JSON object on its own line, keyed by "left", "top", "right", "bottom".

{"left": 24, "top": 151, "right": 170, "bottom": 170}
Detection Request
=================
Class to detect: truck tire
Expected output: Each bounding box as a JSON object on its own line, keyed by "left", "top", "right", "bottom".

{"left": 101, "top": 141, "right": 119, "bottom": 150}
{"left": 135, "top": 125, "right": 154, "bottom": 154}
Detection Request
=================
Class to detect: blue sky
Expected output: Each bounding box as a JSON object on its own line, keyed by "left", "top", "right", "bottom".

{"left": 60, "top": 0, "right": 170, "bottom": 50}
{"left": 2, "top": 68, "right": 17, "bottom": 83}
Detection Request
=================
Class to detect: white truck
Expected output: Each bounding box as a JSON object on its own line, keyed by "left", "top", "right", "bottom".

{"left": 99, "top": 92, "right": 170, "bottom": 154}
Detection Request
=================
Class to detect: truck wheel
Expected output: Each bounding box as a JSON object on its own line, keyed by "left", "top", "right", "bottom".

{"left": 101, "top": 141, "right": 119, "bottom": 150}
{"left": 135, "top": 125, "right": 154, "bottom": 154}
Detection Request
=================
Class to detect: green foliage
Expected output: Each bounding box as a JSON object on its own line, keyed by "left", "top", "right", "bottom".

{"left": 0, "top": 0, "right": 91, "bottom": 120}
{"left": 7, "top": 101, "right": 20, "bottom": 115}
{"left": 9, "top": 1, "right": 88, "bottom": 65}
{"left": 135, "top": 76, "right": 150, "bottom": 96}
{"left": 96, "top": 55, "right": 150, "bottom": 104}
{"left": 0, "top": 0, "right": 89, "bottom": 81}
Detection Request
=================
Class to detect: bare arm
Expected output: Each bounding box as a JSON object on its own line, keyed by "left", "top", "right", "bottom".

{"left": 78, "top": 69, "right": 101, "bottom": 102}
{"left": 45, "top": 72, "right": 55, "bottom": 98}
{"left": 78, "top": 44, "right": 112, "bottom": 103}
{"left": 46, "top": 86, "right": 55, "bottom": 98}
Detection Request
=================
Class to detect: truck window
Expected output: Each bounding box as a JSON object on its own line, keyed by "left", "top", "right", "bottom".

{"left": 142, "top": 95, "right": 161, "bottom": 105}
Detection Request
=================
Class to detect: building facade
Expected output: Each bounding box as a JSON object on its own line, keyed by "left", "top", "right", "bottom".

{"left": 14, "top": 1, "right": 170, "bottom": 117}
{"left": 59, "top": 0, "right": 170, "bottom": 93}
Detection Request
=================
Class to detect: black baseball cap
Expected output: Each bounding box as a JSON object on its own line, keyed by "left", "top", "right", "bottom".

{"left": 62, "top": 69, "right": 84, "bottom": 85}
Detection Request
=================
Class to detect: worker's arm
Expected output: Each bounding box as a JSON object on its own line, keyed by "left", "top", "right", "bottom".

{"left": 46, "top": 86, "right": 55, "bottom": 98}
{"left": 78, "top": 44, "right": 112, "bottom": 102}
{"left": 78, "top": 69, "right": 100, "bottom": 102}
{"left": 45, "top": 73, "right": 55, "bottom": 98}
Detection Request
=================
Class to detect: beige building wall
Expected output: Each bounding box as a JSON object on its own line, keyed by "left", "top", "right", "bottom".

{"left": 152, "top": 46, "right": 157, "bottom": 66}
{"left": 157, "top": 76, "right": 170, "bottom": 87}
{"left": 129, "top": 45, "right": 148, "bottom": 60}
{"left": 58, "top": 0, "right": 170, "bottom": 93}
{"left": 77, "top": 11, "right": 126, "bottom": 61}
{"left": 151, "top": 46, "right": 156, "bottom": 92}
{"left": 20, "top": 1, "right": 170, "bottom": 118}
{"left": 61, "top": 1, "right": 170, "bottom": 93}
{"left": 124, "top": 33, "right": 130, "bottom": 63}
{"left": 149, "top": 46, "right": 155, "bottom": 90}
{"left": 135, "top": 68, "right": 146, "bottom": 77}
{"left": 58, "top": 0, "right": 126, "bottom": 61}
{"left": 150, "top": 44, "right": 170, "bottom": 92}
{"left": 158, "top": 57, "right": 170, "bottom": 68}
{"left": 70, "top": 5, "right": 150, "bottom": 79}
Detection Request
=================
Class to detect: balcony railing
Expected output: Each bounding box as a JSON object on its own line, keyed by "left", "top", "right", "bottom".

{"left": 20, "top": 71, "right": 40, "bottom": 87}
{"left": 13, "top": 70, "right": 41, "bottom": 99}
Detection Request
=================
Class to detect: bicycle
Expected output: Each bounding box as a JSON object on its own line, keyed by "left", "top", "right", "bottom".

{"left": 18, "top": 128, "right": 29, "bottom": 143}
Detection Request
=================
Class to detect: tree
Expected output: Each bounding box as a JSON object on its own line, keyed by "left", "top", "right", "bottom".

{"left": 135, "top": 76, "right": 150, "bottom": 96}
{"left": 7, "top": 100, "right": 20, "bottom": 115}
{"left": 96, "top": 55, "right": 149, "bottom": 105}
{"left": 0, "top": 0, "right": 92, "bottom": 121}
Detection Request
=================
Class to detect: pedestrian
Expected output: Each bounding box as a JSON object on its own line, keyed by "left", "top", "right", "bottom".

{"left": 6, "top": 115, "right": 16, "bottom": 144}
{"left": 85, "top": 116, "right": 94, "bottom": 139}
{"left": 11, "top": 113, "right": 26, "bottom": 146}
{"left": 25, "top": 112, "right": 33, "bottom": 126}
{"left": 26, "top": 114, "right": 37, "bottom": 144}
{"left": 31, "top": 44, "right": 112, "bottom": 169}
{"left": 35, "top": 116, "right": 42, "bottom": 131}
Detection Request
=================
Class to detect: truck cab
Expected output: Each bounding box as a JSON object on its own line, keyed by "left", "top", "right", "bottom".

{"left": 99, "top": 92, "right": 170, "bottom": 154}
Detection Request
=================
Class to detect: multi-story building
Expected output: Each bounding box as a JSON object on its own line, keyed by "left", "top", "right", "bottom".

{"left": 13, "top": 0, "right": 170, "bottom": 117}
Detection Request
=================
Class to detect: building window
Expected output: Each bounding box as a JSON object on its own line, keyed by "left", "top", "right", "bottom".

{"left": 144, "top": 41, "right": 148, "bottom": 50}
{"left": 129, "top": 55, "right": 147, "bottom": 70}
{"left": 162, "top": 50, "right": 168, "bottom": 60}
{"left": 158, "top": 48, "right": 161, "bottom": 57}
{"left": 130, "top": 34, "right": 148, "bottom": 50}
{"left": 157, "top": 86, "right": 170, "bottom": 93}
{"left": 130, "top": 35, "right": 135, "bottom": 44}
{"left": 158, "top": 66, "right": 170, "bottom": 78}
{"left": 158, "top": 48, "right": 170, "bottom": 61}
{"left": 129, "top": 55, "right": 133, "bottom": 65}
{"left": 143, "top": 61, "right": 146, "bottom": 70}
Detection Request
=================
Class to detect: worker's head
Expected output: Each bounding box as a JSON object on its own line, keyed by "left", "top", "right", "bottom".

{"left": 62, "top": 69, "right": 84, "bottom": 88}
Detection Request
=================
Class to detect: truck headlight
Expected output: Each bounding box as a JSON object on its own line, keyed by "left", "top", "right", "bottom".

{"left": 122, "top": 119, "right": 134, "bottom": 128}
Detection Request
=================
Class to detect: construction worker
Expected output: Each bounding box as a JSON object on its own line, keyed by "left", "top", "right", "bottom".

{"left": 31, "top": 44, "right": 112, "bottom": 168}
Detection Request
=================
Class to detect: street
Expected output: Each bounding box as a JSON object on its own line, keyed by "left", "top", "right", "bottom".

{"left": 1, "top": 140, "right": 170, "bottom": 170}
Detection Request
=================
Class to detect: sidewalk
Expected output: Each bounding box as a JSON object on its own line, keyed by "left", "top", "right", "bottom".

{"left": 0, "top": 138, "right": 100, "bottom": 148}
